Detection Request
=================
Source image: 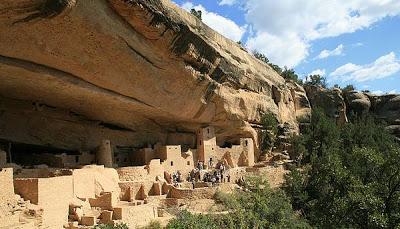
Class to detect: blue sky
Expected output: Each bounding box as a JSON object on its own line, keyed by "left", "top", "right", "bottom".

{"left": 174, "top": 0, "right": 400, "bottom": 94}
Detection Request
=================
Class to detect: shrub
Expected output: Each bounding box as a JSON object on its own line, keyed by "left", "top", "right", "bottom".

{"left": 93, "top": 223, "right": 129, "bottom": 229}
{"left": 281, "top": 67, "right": 302, "bottom": 85}
{"left": 253, "top": 51, "right": 284, "bottom": 75}
{"left": 142, "top": 220, "right": 162, "bottom": 229}
{"left": 305, "top": 74, "right": 327, "bottom": 88}
{"left": 253, "top": 51, "right": 269, "bottom": 64}
{"left": 260, "top": 113, "right": 278, "bottom": 152}
{"left": 167, "top": 177, "right": 310, "bottom": 229}
{"left": 342, "top": 84, "right": 355, "bottom": 94}
{"left": 190, "top": 9, "right": 202, "bottom": 20}
{"left": 284, "top": 109, "right": 400, "bottom": 228}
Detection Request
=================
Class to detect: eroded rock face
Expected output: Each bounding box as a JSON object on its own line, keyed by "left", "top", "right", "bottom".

{"left": 368, "top": 94, "right": 400, "bottom": 140}
{"left": 345, "top": 91, "right": 371, "bottom": 116}
{"left": 305, "top": 85, "right": 348, "bottom": 124}
{"left": 287, "top": 81, "right": 311, "bottom": 124}
{"left": 0, "top": 0, "right": 302, "bottom": 151}
{"left": 306, "top": 86, "right": 400, "bottom": 140}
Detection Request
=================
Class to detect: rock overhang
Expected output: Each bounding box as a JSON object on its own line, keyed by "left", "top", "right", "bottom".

{"left": 0, "top": 0, "right": 303, "bottom": 151}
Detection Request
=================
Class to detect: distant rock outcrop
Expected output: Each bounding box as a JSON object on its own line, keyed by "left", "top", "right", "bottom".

{"left": 305, "top": 86, "right": 400, "bottom": 141}
{"left": 366, "top": 93, "right": 400, "bottom": 141}
{"left": 305, "top": 85, "right": 348, "bottom": 125}
{"left": 345, "top": 91, "right": 371, "bottom": 116}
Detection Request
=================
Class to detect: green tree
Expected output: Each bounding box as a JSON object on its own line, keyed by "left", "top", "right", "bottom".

{"left": 290, "top": 135, "right": 307, "bottom": 164}
{"left": 342, "top": 84, "right": 355, "bottom": 93}
{"left": 269, "top": 63, "right": 283, "bottom": 75}
{"left": 260, "top": 113, "right": 278, "bottom": 153}
{"left": 253, "top": 51, "right": 284, "bottom": 75}
{"left": 305, "top": 74, "right": 327, "bottom": 88}
{"left": 93, "top": 223, "right": 129, "bottom": 229}
{"left": 142, "top": 220, "right": 162, "bottom": 229}
{"left": 281, "top": 67, "right": 302, "bottom": 84}
{"left": 168, "top": 177, "right": 310, "bottom": 228}
{"left": 299, "top": 108, "right": 341, "bottom": 163}
{"left": 343, "top": 84, "right": 356, "bottom": 91}
{"left": 253, "top": 51, "right": 269, "bottom": 64}
{"left": 284, "top": 110, "right": 400, "bottom": 228}
{"left": 190, "top": 9, "right": 202, "bottom": 20}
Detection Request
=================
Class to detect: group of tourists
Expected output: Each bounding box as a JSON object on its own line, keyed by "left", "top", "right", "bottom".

{"left": 172, "top": 171, "right": 182, "bottom": 183}
{"left": 172, "top": 158, "right": 231, "bottom": 187}
{"left": 202, "top": 169, "right": 230, "bottom": 184}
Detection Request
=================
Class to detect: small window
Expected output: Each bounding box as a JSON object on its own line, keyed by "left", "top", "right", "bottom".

{"left": 171, "top": 161, "right": 174, "bottom": 166}
{"left": 200, "top": 141, "right": 202, "bottom": 145}
{"left": 207, "top": 128, "right": 210, "bottom": 134}
{"left": 187, "top": 161, "right": 190, "bottom": 165}
{"left": 75, "top": 156, "right": 79, "bottom": 163}
{"left": 245, "top": 140, "right": 248, "bottom": 146}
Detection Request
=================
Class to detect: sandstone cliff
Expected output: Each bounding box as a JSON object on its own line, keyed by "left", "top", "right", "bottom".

{"left": 305, "top": 86, "right": 400, "bottom": 141}
{"left": 0, "top": 0, "right": 307, "bottom": 152}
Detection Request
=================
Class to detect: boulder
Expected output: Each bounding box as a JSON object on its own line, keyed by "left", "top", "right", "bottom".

{"left": 345, "top": 91, "right": 371, "bottom": 115}
{"left": 305, "top": 85, "right": 348, "bottom": 124}
{"left": 369, "top": 94, "right": 400, "bottom": 125}
{"left": 287, "top": 81, "right": 312, "bottom": 124}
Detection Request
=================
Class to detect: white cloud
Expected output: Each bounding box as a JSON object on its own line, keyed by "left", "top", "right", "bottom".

{"left": 247, "top": 32, "right": 308, "bottom": 68}
{"left": 316, "top": 44, "right": 344, "bottom": 59}
{"left": 372, "top": 89, "right": 397, "bottom": 95}
{"left": 219, "top": 0, "right": 237, "bottom": 6}
{"left": 309, "top": 69, "right": 326, "bottom": 76}
{"left": 331, "top": 63, "right": 362, "bottom": 76}
{"left": 330, "top": 52, "right": 400, "bottom": 82}
{"left": 238, "top": 0, "right": 400, "bottom": 67}
{"left": 353, "top": 42, "right": 364, "bottom": 47}
{"left": 372, "top": 90, "right": 384, "bottom": 95}
{"left": 181, "top": 2, "right": 246, "bottom": 41}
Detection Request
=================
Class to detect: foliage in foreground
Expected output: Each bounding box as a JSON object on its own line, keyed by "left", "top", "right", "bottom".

{"left": 284, "top": 108, "right": 400, "bottom": 228}
{"left": 142, "top": 220, "right": 162, "bottom": 229}
{"left": 167, "top": 177, "right": 310, "bottom": 229}
{"left": 93, "top": 223, "right": 128, "bottom": 229}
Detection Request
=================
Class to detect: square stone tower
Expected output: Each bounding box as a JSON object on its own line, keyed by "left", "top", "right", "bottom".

{"left": 197, "top": 126, "right": 217, "bottom": 162}
{"left": 240, "top": 138, "right": 255, "bottom": 166}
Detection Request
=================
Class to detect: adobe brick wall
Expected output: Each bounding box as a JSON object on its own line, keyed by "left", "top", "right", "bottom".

{"left": 38, "top": 176, "right": 74, "bottom": 227}
{"left": 0, "top": 168, "right": 15, "bottom": 202}
{"left": 168, "top": 186, "right": 217, "bottom": 200}
{"left": 14, "top": 178, "right": 39, "bottom": 204}
{"left": 117, "top": 166, "right": 149, "bottom": 181}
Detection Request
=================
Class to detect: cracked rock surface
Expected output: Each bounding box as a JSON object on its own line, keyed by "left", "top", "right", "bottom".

{"left": 0, "top": 0, "right": 306, "bottom": 150}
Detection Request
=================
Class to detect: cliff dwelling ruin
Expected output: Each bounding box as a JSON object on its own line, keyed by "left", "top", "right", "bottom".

{"left": 0, "top": 124, "right": 266, "bottom": 228}
{"left": 1, "top": 0, "right": 399, "bottom": 228}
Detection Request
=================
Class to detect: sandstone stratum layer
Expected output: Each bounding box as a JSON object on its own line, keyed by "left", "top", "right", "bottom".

{"left": 0, "top": 0, "right": 307, "bottom": 151}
